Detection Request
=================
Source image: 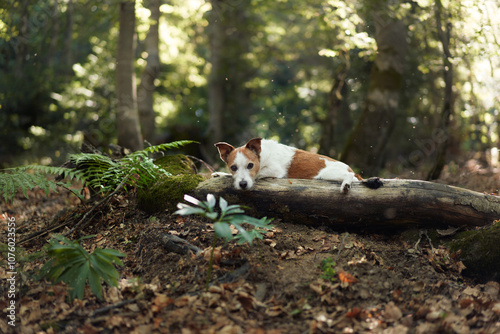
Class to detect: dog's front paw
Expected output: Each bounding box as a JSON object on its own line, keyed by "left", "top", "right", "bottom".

{"left": 340, "top": 181, "right": 351, "bottom": 193}
{"left": 212, "top": 172, "right": 232, "bottom": 178}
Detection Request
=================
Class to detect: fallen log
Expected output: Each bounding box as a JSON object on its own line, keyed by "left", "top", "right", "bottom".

{"left": 191, "top": 176, "right": 500, "bottom": 229}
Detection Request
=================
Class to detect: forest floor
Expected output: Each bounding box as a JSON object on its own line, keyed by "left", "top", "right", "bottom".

{"left": 1, "top": 157, "right": 500, "bottom": 334}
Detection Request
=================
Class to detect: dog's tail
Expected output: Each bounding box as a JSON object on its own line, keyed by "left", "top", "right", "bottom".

{"left": 355, "top": 174, "right": 384, "bottom": 189}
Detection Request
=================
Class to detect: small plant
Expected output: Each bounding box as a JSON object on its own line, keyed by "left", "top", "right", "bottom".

{"left": 39, "top": 234, "right": 125, "bottom": 301}
{"left": 175, "top": 194, "right": 273, "bottom": 245}
{"left": 175, "top": 194, "right": 273, "bottom": 289}
{"left": 320, "top": 257, "right": 337, "bottom": 282}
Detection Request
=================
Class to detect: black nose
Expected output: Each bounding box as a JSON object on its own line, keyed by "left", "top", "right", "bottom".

{"left": 239, "top": 181, "right": 248, "bottom": 189}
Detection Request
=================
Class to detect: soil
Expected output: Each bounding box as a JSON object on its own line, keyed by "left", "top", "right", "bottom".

{"left": 1, "top": 158, "right": 500, "bottom": 334}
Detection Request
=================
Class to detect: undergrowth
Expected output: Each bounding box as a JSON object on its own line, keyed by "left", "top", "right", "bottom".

{"left": 0, "top": 140, "right": 196, "bottom": 202}
{"left": 1, "top": 140, "right": 196, "bottom": 301}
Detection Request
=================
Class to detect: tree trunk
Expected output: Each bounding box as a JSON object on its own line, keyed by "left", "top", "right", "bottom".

{"left": 427, "top": 0, "right": 454, "bottom": 180}
{"left": 204, "top": 0, "right": 254, "bottom": 160}
{"left": 319, "top": 61, "right": 348, "bottom": 157}
{"left": 14, "top": 0, "right": 30, "bottom": 79}
{"left": 137, "top": 0, "right": 160, "bottom": 143}
{"left": 116, "top": 0, "right": 143, "bottom": 151}
{"left": 64, "top": 0, "right": 74, "bottom": 76}
{"left": 342, "top": 14, "right": 407, "bottom": 175}
{"left": 192, "top": 177, "right": 500, "bottom": 230}
{"left": 206, "top": 0, "right": 225, "bottom": 148}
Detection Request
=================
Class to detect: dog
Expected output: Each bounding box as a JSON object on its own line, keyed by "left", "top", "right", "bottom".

{"left": 215, "top": 137, "right": 381, "bottom": 192}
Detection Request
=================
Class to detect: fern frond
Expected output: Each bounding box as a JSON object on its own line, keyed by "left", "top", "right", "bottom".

{"left": 137, "top": 140, "right": 198, "bottom": 156}
{"left": 12, "top": 164, "right": 86, "bottom": 182}
{"left": 0, "top": 170, "right": 59, "bottom": 202}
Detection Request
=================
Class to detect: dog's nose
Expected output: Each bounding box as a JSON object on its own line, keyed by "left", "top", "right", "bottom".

{"left": 239, "top": 181, "right": 248, "bottom": 189}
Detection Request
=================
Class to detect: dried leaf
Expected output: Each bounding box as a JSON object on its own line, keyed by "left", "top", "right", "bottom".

{"left": 383, "top": 302, "right": 403, "bottom": 322}
{"left": 338, "top": 270, "right": 358, "bottom": 285}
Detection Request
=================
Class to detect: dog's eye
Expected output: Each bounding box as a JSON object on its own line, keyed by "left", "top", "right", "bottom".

{"left": 230, "top": 165, "right": 238, "bottom": 172}
{"left": 247, "top": 163, "right": 254, "bottom": 169}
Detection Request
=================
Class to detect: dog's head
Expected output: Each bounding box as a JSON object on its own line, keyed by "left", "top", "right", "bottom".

{"left": 215, "top": 138, "right": 262, "bottom": 190}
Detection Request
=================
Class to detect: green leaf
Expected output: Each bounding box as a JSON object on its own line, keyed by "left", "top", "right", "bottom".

{"left": 88, "top": 266, "right": 103, "bottom": 300}
{"left": 219, "top": 196, "right": 228, "bottom": 211}
{"left": 214, "top": 222, "right": 233, "bottom": 241}
{"left": 39, "top": 234, "right": 124, "bottom": 301}
{"left": 230, "top": 222, "right": 253, "bottom": 244}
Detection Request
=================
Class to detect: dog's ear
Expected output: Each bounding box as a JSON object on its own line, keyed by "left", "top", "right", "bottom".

{"left": 214, "top": 142, "right": 235, "bottom": 162}
{"left": 245, "top": 137, "right": 262, "bottom": 157}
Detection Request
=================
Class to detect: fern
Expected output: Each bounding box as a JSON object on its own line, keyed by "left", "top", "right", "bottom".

{"left": 0, "top": 140, "right": 197, "bottom": 202}
{"left": 68, "top": 140, "right": 197, "bottom": 193}
{"left": 0, "top": 166, "right": 82, "bottom": 203}
{"left": 38, "top": 234, "right": 125, "bottom": 301}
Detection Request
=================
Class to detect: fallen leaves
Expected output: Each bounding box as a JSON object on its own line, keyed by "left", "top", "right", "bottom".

{"left": 338, "top": 270, "right": 359, "bottom": 285}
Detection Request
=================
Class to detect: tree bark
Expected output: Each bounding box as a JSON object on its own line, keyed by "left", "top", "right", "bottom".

{"left": 116, "top": 0, "right": 143, "bottom": 151}
{"left": 427, "top": 0, "right": 454, "bottom": 180}
{"left": 192, "top": 177, "right": 500, "bottom": 230}
{"left": 319, "top": 61, "right": 348, "bottom": 157}
{"left": 342, "top": 14, "right": 407, "bottom": 175}
{"left": 206, "top": 0, "right": 225, "bottom": 148}
{"left": 137, "top": 0, "right": 160, "bottom": 143}
{"left": 64, "top": 0, "right": 74, "bottom": 76}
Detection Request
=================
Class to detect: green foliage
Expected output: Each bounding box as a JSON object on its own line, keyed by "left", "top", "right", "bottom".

{"left": 320, "top": 257, "right": 337, "bottom": 282}
{"left": 0, "top": 166, "right": 80, "bottom": 203}
{"left": 39, "top": 234, "right": 125, "bottom": 301}
{"left": 0, "top": 140, "right": 197, "bottom": 203}
{"left": 69, "top": 140, "right": 197, "bottom": 193}
{"left": 175, "top": 194, "right": 273, "bottom": 245}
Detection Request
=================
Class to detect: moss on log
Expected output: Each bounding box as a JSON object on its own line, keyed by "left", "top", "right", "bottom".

{"left": 449, "top": 222, "right": 500, "bottom": 282}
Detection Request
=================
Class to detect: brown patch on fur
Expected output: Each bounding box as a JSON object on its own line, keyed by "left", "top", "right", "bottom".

{"left": 287, "top": 150, "right": 333, "bottom": 179}
{"left": 215, "top": 142, "right": 235, "bottom": 162}
{"left": 244, "top": 138, "right": 262, "bottom": 158}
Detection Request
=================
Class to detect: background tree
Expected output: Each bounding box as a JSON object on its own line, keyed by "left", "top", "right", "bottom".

{"left": 341, "top": 5, "right": 408, "bottom": 175}
{"left": 116, "top": 0, "right": 143, "bottom": 151}
{"left": 427, "top": 0, "right": 454, "bottom": 180}
{"left": 137, "top": 0, "right": 160, "bottom": 143}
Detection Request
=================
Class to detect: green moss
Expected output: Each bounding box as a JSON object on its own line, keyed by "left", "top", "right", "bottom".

{"left": 448, "top": 221, "right": 500, "bottom": 282}
{"left": 138, "top": 174, "right": 205, "bottom": 213}
{"left": 137, "top": 155, "right": 205, "bottom": 213}
{"left": 154, "top": 154, "right": 196, "bottom": 175}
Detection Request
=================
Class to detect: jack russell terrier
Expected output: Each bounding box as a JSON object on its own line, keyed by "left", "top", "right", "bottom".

{"left": 215, "top": 137, "right": 382, "bottom": 192}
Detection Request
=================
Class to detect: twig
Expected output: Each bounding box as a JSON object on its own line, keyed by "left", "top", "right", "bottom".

{"left": 19, "top": 208, "right": 85, "bottom": 245}
{"left": 414, "top": 233, "right": 422, "bottom": 252}
{"left": 422, "top": 230, "right": 435, "bottom": 252}
{"left": 63, "top": 173, "right": 132, "bottom": 237}
{"left": 90, "top": 298, "right": 137, "bottom": 317}
{"left": 186, "top": 155, "right": 216, "bottom": 173}
{"left": 334, "top": 233, "right": 349, "bottom": 262}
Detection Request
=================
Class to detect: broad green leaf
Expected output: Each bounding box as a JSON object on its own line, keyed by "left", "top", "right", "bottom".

{"left": 219, "top": 196, "right": 228, "bottom": 211}
{"left": 88, "top": 266, "right": 103, "bottom": 300}
{"left": 214, "top": 222, "right": 233, "bottom": 241}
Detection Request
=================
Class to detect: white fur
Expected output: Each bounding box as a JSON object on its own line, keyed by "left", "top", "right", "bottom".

{"left": 315, "top": 158, "right": 355, "bottom": 192}
{"left": 256, "top": 140, "right": 295, "bottom": 179}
